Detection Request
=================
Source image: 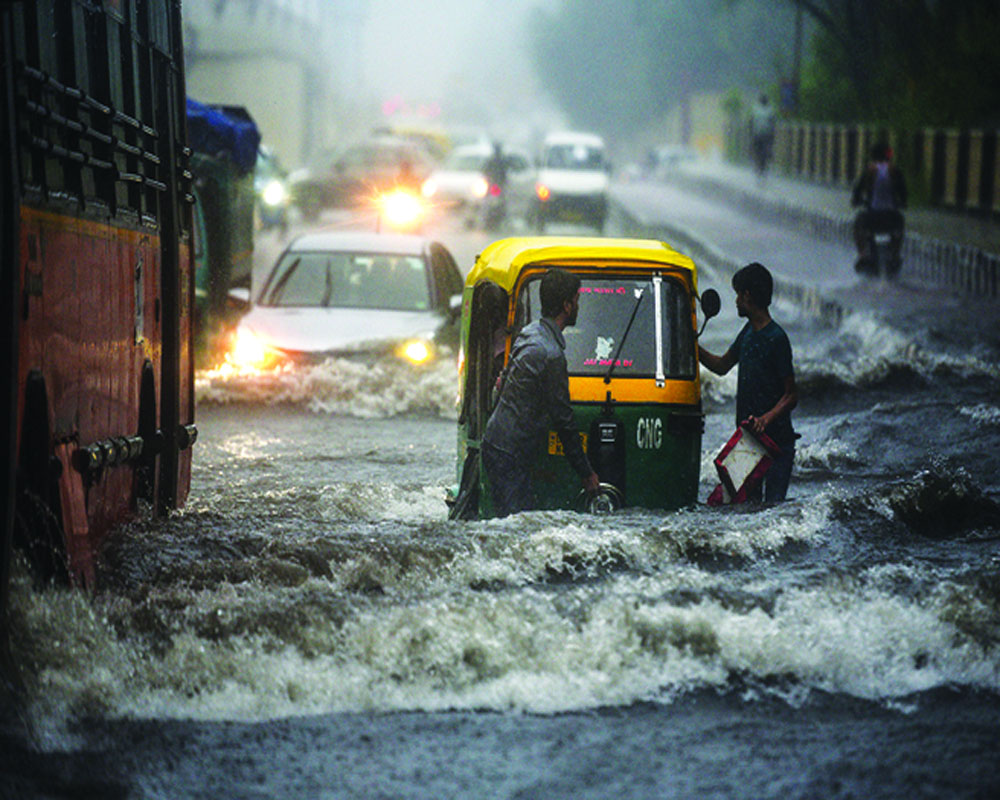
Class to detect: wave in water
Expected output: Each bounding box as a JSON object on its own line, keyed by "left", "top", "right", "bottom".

{"left": 699, "top": 311, "right": 1000, "bottom": 406}
{"left": 8, "top": 490, "right": 998, "bottom": 729}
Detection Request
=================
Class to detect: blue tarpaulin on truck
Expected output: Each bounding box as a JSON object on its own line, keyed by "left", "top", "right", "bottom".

{"left": 186, "top": 98, "right": 260, "bottom": 173}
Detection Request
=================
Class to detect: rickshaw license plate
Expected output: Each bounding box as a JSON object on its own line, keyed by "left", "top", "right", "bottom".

{"left": 548, "top": 431, "right": 588, "bottom": 455}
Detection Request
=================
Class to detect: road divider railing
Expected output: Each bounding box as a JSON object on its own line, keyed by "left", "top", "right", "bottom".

{"left": 625, "top": 168, "right": 1000, "bottom": 301}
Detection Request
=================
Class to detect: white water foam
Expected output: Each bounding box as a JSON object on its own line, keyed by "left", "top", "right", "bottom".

{"left": 196, "top": 356, "right": 460, "bottom": 418}
{"left": 11, "top": 529, "right": 1000, "bottom": 730}
{"left": 959, "top": 403, "right": 1000, "bottom": 427}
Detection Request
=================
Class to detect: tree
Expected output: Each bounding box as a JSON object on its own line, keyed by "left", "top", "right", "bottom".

{"left": 772, "top": 0, "right": 1000, "bottom": 125}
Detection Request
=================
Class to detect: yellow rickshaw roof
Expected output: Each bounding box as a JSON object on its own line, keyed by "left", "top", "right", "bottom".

{"left": 466, "top": 236, "right": 698, "bottom": 292}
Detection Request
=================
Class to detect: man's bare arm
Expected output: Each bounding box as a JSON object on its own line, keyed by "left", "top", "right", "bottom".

{"left": 699, "top": 344, "right": 737, "bottom": 376}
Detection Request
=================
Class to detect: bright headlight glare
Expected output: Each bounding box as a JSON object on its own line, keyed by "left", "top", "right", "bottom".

{"left": 262, "top": 179, "right": 287, "bottom": 207}
{"left": 536, "top": 183, "right": 551, "bottom": 202}
{"left": 230, "top": 327, "right": 269, "bottom": 369}
{"left": 471, "top": 177, "right": 489, "bottom": 200}
{"left": 421, "top": 178, "right": 437, "bottom": 198}
{"left": 379, "top": 189, "right": 425, "bottom": 228}
{"left": 399, "top": 338, "right": 433, "bottom": 365}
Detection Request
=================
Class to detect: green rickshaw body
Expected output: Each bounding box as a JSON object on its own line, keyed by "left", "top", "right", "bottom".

{"left": 451, "top": 236, "right": 706, "bottom": 519}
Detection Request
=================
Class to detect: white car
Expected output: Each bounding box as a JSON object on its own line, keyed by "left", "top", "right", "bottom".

{"left": 229, "top": 231, "right": 464, "bottom": 369}
{"left": 421, "top": 143, "right": 492, "bottom": 212}
{"left": 422, "top": 143, "right": 536, "bottom": 227}
{"left": 532, "top": 131, "right": 610, "bottom": 233}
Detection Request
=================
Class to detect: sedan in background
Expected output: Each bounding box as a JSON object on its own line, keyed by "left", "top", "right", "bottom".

{"left": 421, "top": 142, "right": 493, "bottom": 213}
{"left": 228, "top": 231, "right": 464, "bottom": 370}
{"left": 421, "top": 143, "right": 537, "bottom": 228}
{"left": 289, "top": 136, "right": 435, "bottom": 220}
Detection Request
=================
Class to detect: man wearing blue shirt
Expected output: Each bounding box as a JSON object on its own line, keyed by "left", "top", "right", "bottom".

{"left": 483, "top": 268, "right": 600, "bottom": 516}
{"left": 698, "top": 262, "right": 798, "bottom": 502}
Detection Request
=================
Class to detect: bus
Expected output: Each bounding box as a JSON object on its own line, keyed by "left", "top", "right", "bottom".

{"left": 1, "top": 0, "right": 195, "bottom": 611}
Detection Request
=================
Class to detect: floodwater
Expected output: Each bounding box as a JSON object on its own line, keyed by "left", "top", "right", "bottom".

{"left": 3, "top": 205, "right": 1000, "bottom": 799}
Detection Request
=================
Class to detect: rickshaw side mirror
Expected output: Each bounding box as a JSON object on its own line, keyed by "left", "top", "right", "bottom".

{"left": 701, "top": 288, "right": 721, "bottom": 319}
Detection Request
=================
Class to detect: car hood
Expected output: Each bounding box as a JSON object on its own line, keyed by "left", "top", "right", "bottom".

{"left": 241, "top": 306, "right": 444, "bottom": 355}
{"left": 537, "top": 168, "right": 609, "bottom": 194}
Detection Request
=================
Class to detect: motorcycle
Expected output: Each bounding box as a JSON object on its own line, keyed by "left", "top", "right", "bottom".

{"left": 479, "top": 181, "right": 506, "bottom": 231}
{"left": 855, "top": 230, "right": 902, "bottom": 279}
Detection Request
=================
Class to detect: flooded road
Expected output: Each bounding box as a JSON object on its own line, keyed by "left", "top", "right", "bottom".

{"left": 4, "top": 197, "right": 1000, "bottom": 799}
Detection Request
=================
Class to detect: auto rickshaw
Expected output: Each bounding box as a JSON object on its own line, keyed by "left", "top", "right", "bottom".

{"left": 448, "top": 236, "right": 720, "bottom": 519}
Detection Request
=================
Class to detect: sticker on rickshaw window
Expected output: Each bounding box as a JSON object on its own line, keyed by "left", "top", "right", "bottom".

{"left": 581, "top": 330, "right": 633, "bottom": 368}
{"left": 548, "top": 431, "right": 588, "bottom": 455}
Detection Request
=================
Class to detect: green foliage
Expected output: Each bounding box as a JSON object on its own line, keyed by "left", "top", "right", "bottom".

{"left": 527, "top": 0, "right": 1000, "bottom": 135}
{"left": 784, "top": 0, "right": 1000, "bottom": 127}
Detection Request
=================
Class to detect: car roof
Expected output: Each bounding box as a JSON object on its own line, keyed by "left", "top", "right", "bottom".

{"left": 543, "top": 131, "right": 606, "bottom": 148}
{"left": 285, "top": 231, "right": 434, "bottom": 256}
{"left": 466, "top": 236, "right": 697, "bottom": 293}
{"left": 451, "top": 142, "right": 493, "bottom": 156}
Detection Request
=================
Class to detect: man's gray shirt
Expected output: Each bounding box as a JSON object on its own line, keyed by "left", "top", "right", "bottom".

{"left": 483, "top": 317, "right": 592, "bottom": 478}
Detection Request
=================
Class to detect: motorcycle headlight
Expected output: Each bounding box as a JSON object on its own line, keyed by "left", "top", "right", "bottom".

{"left": 261, "top": 179, "right": 288, "bottom": 207}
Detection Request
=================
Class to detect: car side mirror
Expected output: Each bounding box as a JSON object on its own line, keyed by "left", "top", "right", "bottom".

{"left": 448, "top": 293, "right": 462, "bottom": 321}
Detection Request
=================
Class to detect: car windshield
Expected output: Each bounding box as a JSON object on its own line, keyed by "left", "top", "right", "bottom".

{"left": 519, "top": 274, "right": 695, "bottom": 379}
{"left": 260, "top": 251, "right": 430, "bottom": 311}
{"left": 544, "top": 143, "right": 605, "bottom": 170}
{"left": 445, "top": 151, "right": 488, "bottom": 171}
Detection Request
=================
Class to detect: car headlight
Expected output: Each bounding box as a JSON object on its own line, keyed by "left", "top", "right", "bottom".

{"left": 261, "top": 179, "right": 288, "bottom": 208}
{"left": 535, "top": 182, "right": 551, "bottom": 202}
{"left": 378, "top": 188, "right": 426, "bottom": 230}
{"left": 397, "top": 338, "right": 435, "bottom": 366}
{"left": 228, "top": 326, "right": 273, "bottom": 371}
{"left": 421, "top": 178, "right": 437, "bottom": 198}
{"left": 471, "top": 176, "right": 489, "bottom": 200}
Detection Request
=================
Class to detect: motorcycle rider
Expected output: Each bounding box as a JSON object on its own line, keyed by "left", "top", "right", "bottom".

{"left": 479, "top": 141, "right": 508, "bottom": 228}
{"left": 851, "top": 142, "right": 907, "bottom": 274}
{"left": 482, "top": 141, "right": 508, "bottom": 193}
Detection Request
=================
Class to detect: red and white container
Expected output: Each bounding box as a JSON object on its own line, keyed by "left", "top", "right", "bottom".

{"left": 707, "top": 423, "right": 782, "bottom": 506}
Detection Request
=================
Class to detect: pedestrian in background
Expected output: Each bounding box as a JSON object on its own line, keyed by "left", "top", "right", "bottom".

{"left": 750, "top": 93, "right": 776, "bottom": 176}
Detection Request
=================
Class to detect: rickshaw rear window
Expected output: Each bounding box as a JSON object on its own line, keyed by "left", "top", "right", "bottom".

{"left": 519, "top": 274, "right": 695, "bottom": 379}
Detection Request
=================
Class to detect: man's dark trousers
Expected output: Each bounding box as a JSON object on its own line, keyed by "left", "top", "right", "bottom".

{"left": 482, "top": 440, "right": 533, "bottom": 517}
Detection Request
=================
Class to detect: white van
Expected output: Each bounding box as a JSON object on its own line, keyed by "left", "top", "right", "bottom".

{"left": 533, "top": 131, "right": 610, "bottom": 233}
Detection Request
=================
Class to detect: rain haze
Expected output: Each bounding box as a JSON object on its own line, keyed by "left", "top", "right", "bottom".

{"left": 4, "top": 1, "right": 1000, "bottom": 799}
{"left": 360, "top": 0, "right": 546, "bottom": 126}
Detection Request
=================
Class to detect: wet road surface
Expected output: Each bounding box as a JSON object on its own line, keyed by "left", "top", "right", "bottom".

{"left": 4, "top": 184, "right": 1000, "bottom": 799}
